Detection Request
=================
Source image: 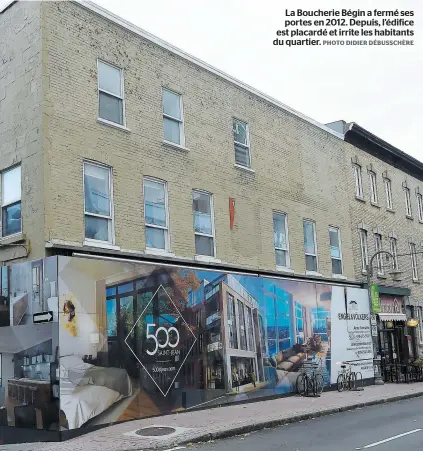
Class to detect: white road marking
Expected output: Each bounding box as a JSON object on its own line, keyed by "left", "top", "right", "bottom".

{"left": 355, "top": 429, "right": 422, "bottom": 449}
{"left": 163, "top": 447, "right": 186, "bottom": 451}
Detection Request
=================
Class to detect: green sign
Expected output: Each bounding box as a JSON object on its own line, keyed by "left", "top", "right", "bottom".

{"left": 370, "top": 284, "right": 380, "bottom": 313}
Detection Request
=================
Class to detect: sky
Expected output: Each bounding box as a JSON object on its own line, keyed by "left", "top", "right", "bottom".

{"left": 90, "top": 0, "right": 422, "bottom": 160}
{"left": 1, "top": 0, "right": 421, "bottom": 159}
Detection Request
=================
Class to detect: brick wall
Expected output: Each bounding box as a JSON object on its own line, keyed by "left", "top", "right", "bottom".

{"left": 41, "top": 1, "right": 355, "bottom": 280}
{"left": 0, "top": 1, "right": 45, "bottom": 262}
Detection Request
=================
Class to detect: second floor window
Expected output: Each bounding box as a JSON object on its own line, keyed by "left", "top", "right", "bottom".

{"left": 353, "top": 164, "right": 363, "bottom": 198}
{"left": 233, "top": 119, "right": 251, "bottom": 168}
{"left": 359, "top": 229, "right": 369, "bottom": 272}
{"left": 84, "top": 162, "right": 113, "bottom": 243}
{"left": 2, "top": 165, "right": 22, "bottom": 237}
{"left": 273, "top": 212, "right": 289, "bottom": 268}
{"left": 192, "top": 191, "right": 215, "bottom": 257}
{"left": 374, "top": 233, "right": 383, "bottom": 274}
{"left": 144, "top": 178, "right": 169, "bottom": 251}
{"left": 162, "top": 89, "right": 184, "bottom": 146}
{"left": 369, "top": 171, "right": 378, "bottom": 204}
{"left": 390, "top": 237, "right": 399, "bottom": 270}
{"left": 405, "top": 187, "right": 412, "bottom": 217}
{"left": 329, "top": 227, "right": 343, "bottom": 275}
{"left": 410, "top": 242, "right": 418, "bottom": 281}
{"left": 417, "top": 193, "right": 423, "bottom": 222}
{"left": 384, "top": 178, "right": 393, "bottom": 209}
{"left": 303, "top": 220, "right": 317, "bottom": 272}
{"left": 98, "top": 60, "right": 124, "bottom": 126}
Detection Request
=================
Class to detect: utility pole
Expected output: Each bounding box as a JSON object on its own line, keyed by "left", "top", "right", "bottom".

{"left": 366, "top": 250, "right": 399, "bottom": 385}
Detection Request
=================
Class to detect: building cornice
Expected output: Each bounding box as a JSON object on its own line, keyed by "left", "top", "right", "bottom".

{"left": 71, "top": 0, "right": 343, "bottom": 141}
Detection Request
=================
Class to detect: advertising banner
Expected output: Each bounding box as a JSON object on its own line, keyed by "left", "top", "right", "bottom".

{"left": 370, "top": 285, "right": 381, "bottom": 313}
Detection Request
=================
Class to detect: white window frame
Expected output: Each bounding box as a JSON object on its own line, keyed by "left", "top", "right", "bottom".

{"left": 303, "top": 219, "right": 318, "bottom": 273}
{"left": 353, "top": 164, "right": 363, "bottom": 198}
{"left": 374, "top": 233, "right": 383, "bottom": 275}
{"left": 273, "top": 211, "right": 290, "bottom": 269}
{"left": 417, "top": 306, "right": 423, "bottom": 345}
{"left": 405, "top": 187, "right": 412, "bottom": 217}
{"left": 97, "top": 59, "right": 126, "bottom": 127}
{"left": 410, "top": 242, "right": 419, "bottom": 281}
{"left": 417, "top": 193, "right": 423, "bottom": 222}
{"left": 83, "top": 161, "right": 114, "bottom": 245}
{"left": 192, "top": 189, "right": 216, "bottom": 257}
{"left": 389, "top": 237, "right": 399, "bottom": 270}
{"left": 329, "top": 226, "right": 343, "bottom": 275}
{"left": 369, "top": 171, "right": 378, "bottom": 204}
{"left": 384, "top": 178, "right": 393, "bottom": 210}
{"left": 359, "top": 229, "right": 369, "bottom": 273}
{"left": 233, "top": 118, "right": 251, "bottom": 168}
{"left": 143, "top": 177, "right": 170, "bottom": 252}
{"left": 162, "top": 88, "right": 185, "bottom": 147}
{"left": 1, "top": 165, "right": 22, "bottom": 237}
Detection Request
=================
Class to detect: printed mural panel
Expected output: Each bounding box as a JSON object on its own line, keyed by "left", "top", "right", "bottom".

{"left": 56, "top": 256, "right": 374, "bottom": 430}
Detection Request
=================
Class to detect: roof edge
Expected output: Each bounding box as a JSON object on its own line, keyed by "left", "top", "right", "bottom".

{"left": 73, "top": 0, "right": 343, "bottom": 141}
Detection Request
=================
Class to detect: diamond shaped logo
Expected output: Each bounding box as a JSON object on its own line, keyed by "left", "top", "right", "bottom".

{"left": 124, "top": 284, "right": 197, "bottom": 397}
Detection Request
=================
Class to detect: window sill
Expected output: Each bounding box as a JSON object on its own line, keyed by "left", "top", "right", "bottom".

{"left": 332, "top": 274, "right": 347, "bottom": 280}
{"left": 162, "top": 140, "right": 189, "bottom": 152}
{"left": 145, "top": 248, "right": 175, "bottom": 258}
{"left": 195, "top": 255, "right": 221, "bottom": 264}
{"left": 83, "top": 239, "right": 120, "bottom": 251}
{"left": 97, "top": 118, "right": 131, "bottom": 132}
{"left": 376, "top": 273, "right": 387, "bottom": 280}
{"left": 355, "top": 195, "right": 366, "bottom": 203}
{"left": 370, "top": 201, "right": 381, "bottom": 208}
{"left": 361, "top": 270, "right": 368, "bottom": 276}
{"left": 276, "top": 266, "right": 294, "bottom": 274}
{"left": 305, "top": 270, "right": 323, "bottom": 277}
{"left": 234, "top": 164, "right": 255, "bottom": 174}
{"left": 406, "top": 215, "right": 414, "bottom": 220}
{"left": 386, "top": 208, "right": 395, "bottom": 214}
{"left": 413, "top": 278, "right": 420, "bottom": 284}
{"left": 0, "top": 232, "right": 26, "bottom": 245}
{"left": 419, "top": 219, "right": 423, "bottom": 225}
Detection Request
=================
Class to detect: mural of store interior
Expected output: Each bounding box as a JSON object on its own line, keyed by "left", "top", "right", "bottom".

{"left": 0, "top": 256, "right": 374, "bottom": 444}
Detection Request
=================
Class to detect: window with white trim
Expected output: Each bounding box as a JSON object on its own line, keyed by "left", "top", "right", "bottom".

{"left": 303, "top": 220, "right": 317, "bottom": 272}
{"left": 374, "top": 233, "right": 383, "bottom": 274}
{"left": 410, "top": 242, "right": 418, "bottom": 281}
{"left": 359, "top": 229, "right": 369, "bottom": 272}
{"left": 233, "top": 119, "right": 251, "bottom": 168}
{"left": 162, "top": 89, "right": 184, "bottom": 146}
{"left": 389, "top": 237, "right": 399, "bottom": 270}
{"left": 369, "top": 171, "right": 378, "bottom": 204}
{"left": 84, "top": 162, "right": 113, "bottom": 243}
{"left": 417, "top": 193, "right": 423, "bottom": 222}
{"left": 405, "top": 187, "right": 412, "bottom": 217}
{"left": 353, "top": 164, "right": 363, "bottom": 198}
{"left": 273, "top": 212, "right": 289, "bottom": 268}
{"left": 417, "top": 306, "right": 423, "bottom": 344}
{"left": 1, "top": 166, "right": 21, "bottom": 237}
{"left": 329, "top": 227, "right": 343, "bottom": 275}
{"left": 144, "top": 178, "right": 169, "bottom": 251}
{"left": 192, "top": 190, "right": 215, "bottom": 257}
{"left": 384, "top": 178, "right": 393, "bottom": 209}
{"left": 98, "top": 60, "right": 124, "bottom": 126}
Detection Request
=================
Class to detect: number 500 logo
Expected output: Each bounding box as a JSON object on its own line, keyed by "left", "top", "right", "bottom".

{"left": 146, "top": 323, "right": 180, "bottom": 356}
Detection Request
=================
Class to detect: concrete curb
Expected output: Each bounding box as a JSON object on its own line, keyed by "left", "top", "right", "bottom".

{"left": 160, "top": 390, "right": 423, "bottom": 450}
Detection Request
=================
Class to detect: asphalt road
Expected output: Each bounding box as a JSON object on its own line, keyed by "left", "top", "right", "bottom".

{"left": 188, "top": 397, "right": 423, "bottom": 451}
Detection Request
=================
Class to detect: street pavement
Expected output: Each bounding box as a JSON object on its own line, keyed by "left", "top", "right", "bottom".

{"left": 189, "top": 397, "right": 423, "bottom": 451}
{"left": 1, "top": 382, "right": 423, "bottom": 450}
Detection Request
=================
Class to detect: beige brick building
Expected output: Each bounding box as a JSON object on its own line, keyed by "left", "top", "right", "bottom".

{"left": 328, "top": 120, "right": 423, "bottom": 359}
{"left": 1, "top": 0, "right": 358, "bottom": 285}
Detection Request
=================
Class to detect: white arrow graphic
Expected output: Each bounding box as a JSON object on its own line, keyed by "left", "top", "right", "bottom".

{"left": 34, "top": 312, "right": 53, "bottom": 322}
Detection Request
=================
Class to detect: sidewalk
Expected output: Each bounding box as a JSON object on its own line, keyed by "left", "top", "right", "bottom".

{"left": 2, "top": 383, "right": 423, "bottom": 451}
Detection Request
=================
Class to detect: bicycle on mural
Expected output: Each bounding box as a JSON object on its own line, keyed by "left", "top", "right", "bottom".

{"left": 296, "top": 358, "right": 324, "bottom": 397}
{"left": 336, "top": 360, "right": 364, "bottom": 392}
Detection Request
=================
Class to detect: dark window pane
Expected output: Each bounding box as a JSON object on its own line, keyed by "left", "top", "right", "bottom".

{"left": 118, "top": 283, "right": 133, "bottom": 294}
{"left": 106, "top": 298, "right": 117, "bottom": 336}
{"left": 106, "top": 287, "right": 116, "bottom": 297}
{"left": 163, "top": 117, "right": 181, "bottom": 144}
{"left": 275, "top": 249, "right": 287, "bottom": 267}
{"left": 85, "top": 215, "right": 110, "bottom": 241}
{"left": 145, "top": 227, "right": 165, "bottom": 249}
{"left": 332, "top": 259, "right": 342, "bottom": 275}
{"left": 2, "top": 202, "right": 21, "bottom": 236}
{"left": 195, "top": 235, "right": 214, "bottom": 256}
{"left": 99, "top": 91, "right": 123, "bottom": 125}
{"left": 84, "top": 164, "right": 110, "bottom": 216}
{"left": 305, "top": 255, "right": 317, "bottom": 272}
{"left": 235, "top": 143, "right": 250, "bottom": 167}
